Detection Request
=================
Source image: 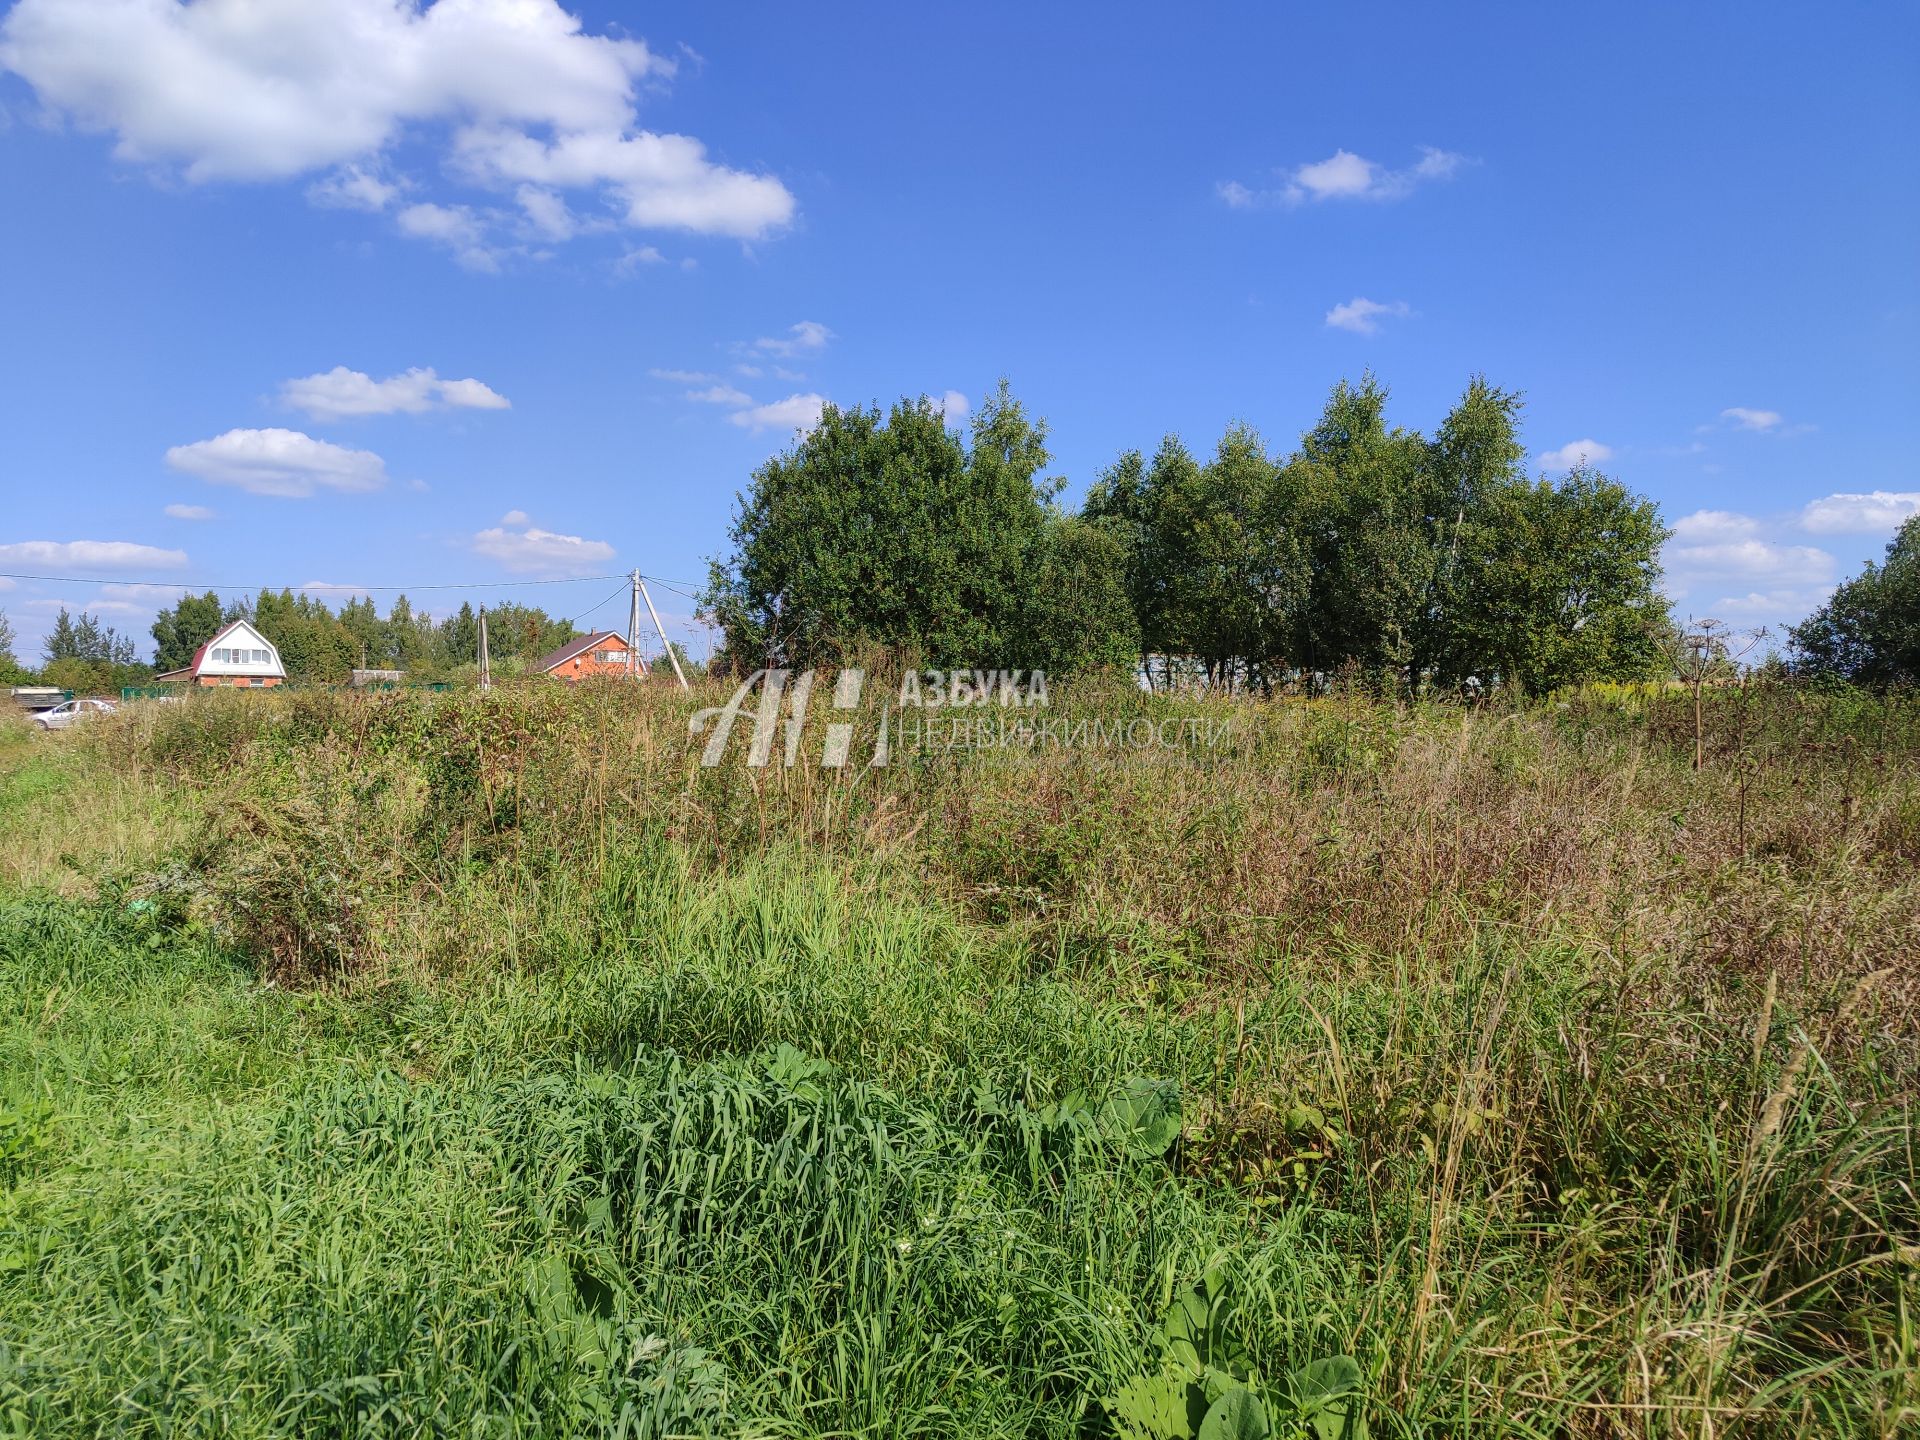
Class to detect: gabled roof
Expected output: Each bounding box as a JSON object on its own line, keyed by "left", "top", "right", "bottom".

{"left": 532, "top": 631, "right": 629, "bottom": 673}
{"left": 189, "top": 619, "right": 284, "bottom": 676}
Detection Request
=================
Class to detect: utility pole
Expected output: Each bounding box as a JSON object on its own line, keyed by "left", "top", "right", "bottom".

{"left": 626, "top": 569, "right": 646, "bottom": 678}
{"left": 638, "top": 575, "right": 689, "bottom": 691}
{"left": 477, "top": 606, "right": 491, "bottom": 691}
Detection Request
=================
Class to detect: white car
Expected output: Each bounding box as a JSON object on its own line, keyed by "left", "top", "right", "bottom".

{"left": 32, "top": 698, "right": 117, "bottom": 731}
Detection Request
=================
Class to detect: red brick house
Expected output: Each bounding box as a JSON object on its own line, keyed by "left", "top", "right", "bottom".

{"left": 153, "top": 619, "right": 287, "bottom": 688}
{"left": 532, "top": 631, "right": 648, "bottom": 682}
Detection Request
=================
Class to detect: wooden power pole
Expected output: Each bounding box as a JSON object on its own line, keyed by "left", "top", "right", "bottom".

{"left": 637, "top": 574, "right": 688, "bottom": 691}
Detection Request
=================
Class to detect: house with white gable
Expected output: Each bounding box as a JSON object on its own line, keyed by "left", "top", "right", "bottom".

{"left": 154, "top": 619, "right": 288, "bottom": 689}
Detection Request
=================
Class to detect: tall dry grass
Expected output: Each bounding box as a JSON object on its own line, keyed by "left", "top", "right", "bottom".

{"left": 0, "top": 678, "right": 1912, "bottom": 1435}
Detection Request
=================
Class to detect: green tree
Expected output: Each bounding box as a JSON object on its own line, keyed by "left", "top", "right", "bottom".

{"left": 0, "top": 609, "right": 26, "bottom": 683}
{"left": 441, "top": 603, "right": 480, "bottom": 670}
{"left": 483, "top": 603, "right": 576, "bottom": 662}
{"left": 1086, "top": 427, "right": 1307, "bottom": 688}
{"left": 1010, "top": 515, "right": 1140, "bottom": 675}
{"left": 1285, "top": 375, "right": 1438, "bottom": 683}
{"left": 336, "top": 596, "right": 384, "bottom": 668}
{"left": 705, "top": 382, "right": 1131, "bottom": 676}
{"left": 43, "top": 608, "right": 137, "bottom": 666}
{"left": 383, "top": 595, "right": 440, "bottom": 673}
{"left": 243, "top": 588, "right": 357, "bottom": 683}
{"left": 151, "top": 590, "right": 226, "bottom": 672}
{"left": 1790, "top": 515, "right": 1920, "bottom": 687}
{"left": 1434, "top": 464, "right": 1670, "bottom": 694}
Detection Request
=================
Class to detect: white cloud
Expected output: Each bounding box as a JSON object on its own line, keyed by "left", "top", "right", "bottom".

{"left": 648, "top": 368, "right": 716, "bottom": 383}
{"left": 163, "top": 503, "right": 215, "bottom": 521}
{"left": 0, "top": 539, "right": 189, "bottom": 571}
{"left": 395, "top": 201, "right": 500, "bottom": 271}
{"left": 500, "top": 509, "right": 530, "bottom": 526}
{"left": 470, "top": 516, "right": 616, "bottom": 575}
{"left": 1798, "top": 490, "right": 1920, "bottom": 535}
{"left": 687, "top": 383, "right": 753, "bottom": 406}
{"left": 1220, "top": 146, "right": 1466, "bottom": 209}
{"left": 281, "top": 365, "right": 509, "bottom": 420}
{"left": 929, "top": 390, "right": 970, "bottom": 426}
{"left": 613, "top": 244, "right": 666, "bottom": 274}
{"left": 514, "top": 184, "right": 575, "bottom": 241}
{"left": 1324, "top": 297, "right": 1410, "bottom": 336}
{"left": 1664, "top": 536, "right": 1835, "bottom": 601}
{"left": 1660, "top": 507, "right": 1856, "bottom": 626}
{"left": 1537, "top": 438, "right": 1614, "bottom": 471}
{"left": 748, "top": 321, "right": 832, "bottom": 358}
{"left": 0, "top": 0, "right": 795, "bottom": 254}
{"left": 1720, "top": 407, "right": 1783, "bottom": 432}
{"left": 452, "top": 125, "right": 793, "bottom": 240}
{"left": 1670, "top": 509, "right": 1761, "bottom": 543}
{"left": 435, "top": 375, "right": 511, "bottom": 410}
{"left": 727, "top": 393, "right": 826, "bottom": 434}
{"left": 165, "top": 428, "right": 387, "bottom": 497}
{"left": 307, "top": 164, "right": 400, "bottom": 212}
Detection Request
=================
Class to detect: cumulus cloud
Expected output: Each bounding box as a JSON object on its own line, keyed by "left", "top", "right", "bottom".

{"left": 1720, "top": 407, "right": 1783, "bottom": 432}
{"left": 395, "top": 201, "right": 500, "bottom": 270}
{"left": 451, "top": 125, "right": 793, "bottom": 239}
{"left": 281, "top": 365, "right": 510, "bottom": 420}
{"left": 1220, "top": 146, "right": 1466, "bottom": 209}
{"left": 648, "top": 367, "right": 715, "bottom": 384}
{"left": 1798, "top": 490, "right": 1920, "bottom": 535}
{"left": 747, "top": 321, "right": 832, "bottom": 358}
{"left": 727, "top": 393, "right": 826, "bottom": 434}
{"left": 0, "top": 0, "right": 795, "bottom": 260}
{"left": 470, "top": 515, "right": 616, "bottom": 574}
{"left": 165, "top": 428, "right": 387, "bottom": 497}
{"left": 1324, "top": 297, "right": 1411, "bottom": 336}
{"left": 928, "top": 390, "right": 970, "bottom": 426}
{"left": 687, "top": 383, "right": 754, "bottom": 406}
{"left": 0, "top": 539, "right": 189, "bottom": 571}
{"left": 1669, "top": 509, "right": 1761, "bottom": 543}
{"left": 307, "top": 164, "right": 401, "bottom": 212}
{"left": 1663, "top": 513, "right": 1837, "bottom": 624}
{"left": 1536, "top": 439, "right": 1614, "bottom": 472}
{"left": 613, "top": 244, "right": 667, "bottom": 274}
{"left": 163, "top": 503, "right": 215, "bottom": 521}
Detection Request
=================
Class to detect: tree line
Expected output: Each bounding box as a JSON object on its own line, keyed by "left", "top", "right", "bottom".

{"left": 0, "top": 591, "right": 586, "bottom": 694}
{"left": 702, "top": 375, "right": 1679, "bottom": 695}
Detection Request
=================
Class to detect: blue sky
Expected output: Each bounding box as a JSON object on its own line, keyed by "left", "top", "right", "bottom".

{"left": 2, "top": 1, "right": 1915, "bottom": 663}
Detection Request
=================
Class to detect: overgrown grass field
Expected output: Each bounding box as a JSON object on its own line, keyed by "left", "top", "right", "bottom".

{"left": 0, "top": 680, "right": 1913, "bottom": 1437}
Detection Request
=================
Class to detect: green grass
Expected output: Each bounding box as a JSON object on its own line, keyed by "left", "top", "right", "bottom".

{"left": 0, "top": 686, "right": 1913, "bottom": 1436}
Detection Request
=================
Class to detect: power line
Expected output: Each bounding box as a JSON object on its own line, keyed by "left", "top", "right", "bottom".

{"left": 567, "top": 580, "right": 632, "bottom": 629}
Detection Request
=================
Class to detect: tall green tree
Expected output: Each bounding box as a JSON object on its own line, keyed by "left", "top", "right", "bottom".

{"left": 1790, "top": 515, "right": 1920, "bottom": 687}
{"left": 151, "top": 590, "right": 226, "bottom": 672}
{"left": 1086, "top": 427, "right": 1307, "bottom": 688}
{"left": 1433, "top": 465, "right": 1670, "bottom": 694}
{"left": 43, "top": 608, "right": 137, "bottom": 666}
{"left": 705, "top": 382, "right": 1132, "bottom": 676}
{"left": 0, "top": 609, "right": 24, "bottom": 683}
{"left": 1284, "top": 375, "right": 1435, "bottom": 680}
{"left": 441, "top": 603, "right": 481, "bottom": 670}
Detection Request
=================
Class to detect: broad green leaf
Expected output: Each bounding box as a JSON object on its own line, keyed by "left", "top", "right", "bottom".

{"left": 1285, "top": 1356, "right": 1366, "bottom": 1440}
{"left": 1104, "top": 1371, "right": 1207, "bottom": 1439}
{"left": 1101, "top": 1076, "right": 1182, "bottom": 1159}
{"left": 1198, "top": 1385, "right": 1271, "bottom": 1440}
